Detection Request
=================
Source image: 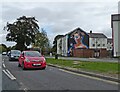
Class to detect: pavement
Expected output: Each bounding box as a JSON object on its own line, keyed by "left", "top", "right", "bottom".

{"left": 2, "top": 55, "right": 119, "bottom": 90}
{"left": 46, "top": 56, "right": 119, "bottom": 63}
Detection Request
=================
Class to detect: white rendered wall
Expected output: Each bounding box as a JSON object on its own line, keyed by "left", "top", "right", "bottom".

{"left": 107, "top": 42, "right": 112, "bottom": 51}
{"left": 62, "top": 35, "right": 68, "bottom": 56}
{"left": 113, "top": 21, "right": 120, "bottom": 57}
{"left": 118, "top": 2, "right": 120, "bottom": 56}
{"left": 118, "top": 21, "right": 120, "bottom": 56}
{"left": 89, "top": 38, "right": 107, "bottom": 49}
{"left": 57, "top": 38, "right": 62, "bottom": 55}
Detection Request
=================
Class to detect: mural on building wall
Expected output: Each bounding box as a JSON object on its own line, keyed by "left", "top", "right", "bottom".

{"left": 68, "top": 29, "right": 89, "bottom": 56}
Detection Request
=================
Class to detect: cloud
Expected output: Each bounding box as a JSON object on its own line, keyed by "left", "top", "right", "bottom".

{"left": 1, "top": 1, "right": 118, "bottom": 46}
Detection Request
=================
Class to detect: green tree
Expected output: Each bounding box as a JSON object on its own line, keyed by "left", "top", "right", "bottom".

{"left": 4, "top": 16, "right": 39, "bottom": 51}
{"left": 7, "top": 46, "right": 12, "bottom": 51}
{"left": 0, "top": 44, "right": 7, "bottom": 53}
{"left": 33, "top": 29, "right": 50, "bottom": 54}
{"left": 52, "top": 35, "right": 64, "bottom": 53}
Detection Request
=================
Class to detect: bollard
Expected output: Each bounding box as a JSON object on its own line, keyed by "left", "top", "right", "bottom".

{"left": 55, "top": 54, "right": 58, "bottom": 59}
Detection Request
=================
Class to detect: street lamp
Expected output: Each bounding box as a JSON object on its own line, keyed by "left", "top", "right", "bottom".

{"left": 95, "top": 38, "right": 98, "bottom": 58}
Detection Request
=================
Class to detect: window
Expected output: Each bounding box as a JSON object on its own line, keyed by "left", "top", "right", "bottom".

{"left": 25, "top": 51, "right": 41, "bottom": 57}
{"left": 93, "top": 44, "right": 95, "bottom": 47}
{"left": 97, "top": 44, "right": 100, "bottom": 47}
{"left": 103, "top": 44, "right": 105, "bottom": 46}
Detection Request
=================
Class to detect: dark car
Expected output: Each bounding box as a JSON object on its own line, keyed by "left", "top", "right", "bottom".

{"left": 2, "top": 52, "right": 7, "bottom": 55}
{"left": 7, "top": 51, "right": 10, "bottom": 56}
{"left": 8, "top": 50, "right": 21, "bottom": 61}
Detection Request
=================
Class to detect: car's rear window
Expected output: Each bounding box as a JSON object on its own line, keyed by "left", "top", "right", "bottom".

{"left": 11, "top": 50, "right": 21, "bottom": 54}
{"left": 25, "top": 51, "right": 41, "bottom": 57}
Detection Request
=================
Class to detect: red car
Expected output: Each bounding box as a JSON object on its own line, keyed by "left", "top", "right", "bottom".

{"left": 18, "top": 51, "right": 46, "bottom": 70}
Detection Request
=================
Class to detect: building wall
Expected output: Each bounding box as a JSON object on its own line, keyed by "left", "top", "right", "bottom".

{"left": 118, "top": 2, "right": 120, "bottom": 56}
{"left": 89, "top": 38, "right": 107, "bottom": 49}
{"left": 118, "top": 21, "right": 120, "bottom": 56}
{"left": 107, "top": 42, "right": 112, "bottom": 51}
{"left": 57, "top": 38, "right": 62, "bottom": 55}
{"left": 67, "top": 28, "right": 89, "bottom": 56}
{"left": 113, "top": 21, "right": 120, "bottom": 56}
{"left": 61, "top": 35, "right": 68, "bottom": 56}
{"left": 118, "top": 1, "right": 120, "bottom": 14}
{"left": 73, "top": 49, "right": 108, "bottom": 58}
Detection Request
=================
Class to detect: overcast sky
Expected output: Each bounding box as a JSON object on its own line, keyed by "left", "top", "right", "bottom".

{"left": 0, "top": 0, "right": 119, "bottom": 47}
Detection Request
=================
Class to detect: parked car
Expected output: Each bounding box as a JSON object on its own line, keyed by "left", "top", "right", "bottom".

{"left": 18, "top": 51, "right": 46, "bottom": 70}
{"left": 2, "top": 52, "right": 7, "bottom": 55}
{"left": 8, "top": 50, "right": 21, "bottom": 61}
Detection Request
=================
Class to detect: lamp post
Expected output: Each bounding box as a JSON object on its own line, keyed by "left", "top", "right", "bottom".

{"left": 95, "top": 38, "right": 98, "bottom": 58}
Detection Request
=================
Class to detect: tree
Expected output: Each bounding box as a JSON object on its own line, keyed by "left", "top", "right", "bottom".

{"left": 52, "top": 35, "right": 64, "bottom": 53}
{"left": 0, "top": 44, "right": 7, "bottom": 53}
{"left": 33, "top": 28, "right": 50, "bottom": 54}
{"left": 4, "top": 16, "right": 39, "bottom": 51}
{"left": 1, "top": 44, "right": 7, "bottom": 49}
{"left": 7, "top": 46, "right": 12, "bottom": 51}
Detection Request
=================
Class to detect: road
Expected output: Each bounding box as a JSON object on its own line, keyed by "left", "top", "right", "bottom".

{"left": 0, "top": 54, "right": 2, "bottom": 92}
{"left": 2, "top": 55, "right": 119, "bottom": 91}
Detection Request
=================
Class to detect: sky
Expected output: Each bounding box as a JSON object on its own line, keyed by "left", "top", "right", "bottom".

{"left": 0, "top": 0, "right": 119, "bottom": 47}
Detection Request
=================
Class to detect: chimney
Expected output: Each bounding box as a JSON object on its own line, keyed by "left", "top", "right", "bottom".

{"left": 90, "top": 30, "right": 92, "bottom": 33}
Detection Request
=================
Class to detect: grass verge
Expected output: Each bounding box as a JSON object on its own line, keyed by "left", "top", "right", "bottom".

{"left": 46, "top": 58, "right": 119, "bottom": 74}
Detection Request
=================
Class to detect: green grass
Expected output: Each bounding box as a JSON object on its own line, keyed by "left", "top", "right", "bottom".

{"left": 46, "top": 58, "right": 119, "bottom": 74}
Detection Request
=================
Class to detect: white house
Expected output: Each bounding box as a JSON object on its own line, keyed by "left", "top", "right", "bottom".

{"left": 61, "top": 35, "right": 68, "bottom": 56}
{"left": 88, "top": 31, "right": 107, "bottom": 49}
{"left": 57, "top": 28, "right": 111, "bottom": 57}
{"left": 57, "top": 37, "right": 62, "bottom": 55}
{"left": 107, "top": 38, "right": 113, "bottom": 51}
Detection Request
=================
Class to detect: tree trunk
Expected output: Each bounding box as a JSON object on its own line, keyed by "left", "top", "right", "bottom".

{"left": 15, "top": 43, "right": 27, "bottom": 51}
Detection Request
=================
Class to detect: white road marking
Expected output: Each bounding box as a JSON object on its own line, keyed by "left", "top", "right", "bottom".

{"left": 59, "top": 69, "right": 118, "bottom": 85}
{"left": 2, "top": 64, "right": 6, "bottom": 68}
{"left": 6, "top": 69, "right": 16, "bottom": 80}
{"left": 19, "top": 82, "right": 28, "bottom": 91}
{"left": 2, "top": 69, "right": 16, "bottom": 80}
{"left": 24, "top": 88, "right": 28, "bottom": 92}
{"left": 2, "top": 61, "right": 4, "bottom": 63}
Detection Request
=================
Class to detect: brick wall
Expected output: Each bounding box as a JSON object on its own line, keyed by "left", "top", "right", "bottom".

{"left": 73, "top": 49, "right": 107, "bottom": 58}
{"left": 100, "top": 49, "right": 108, "bottom": 57}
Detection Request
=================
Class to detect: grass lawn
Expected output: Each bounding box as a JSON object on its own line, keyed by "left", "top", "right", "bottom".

{"left": 46, "top": 58, "right": 119, "bottom": 74}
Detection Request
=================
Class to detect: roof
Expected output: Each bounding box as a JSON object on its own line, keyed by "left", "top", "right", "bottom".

{"left": 65, "top": 27, "right": 87, "bottom": 36}
{"left": 88, "top": 33, "right": 107, "bottom": 38}
{"left": 111, "top": 14, "right": 120, "bottom": 28}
